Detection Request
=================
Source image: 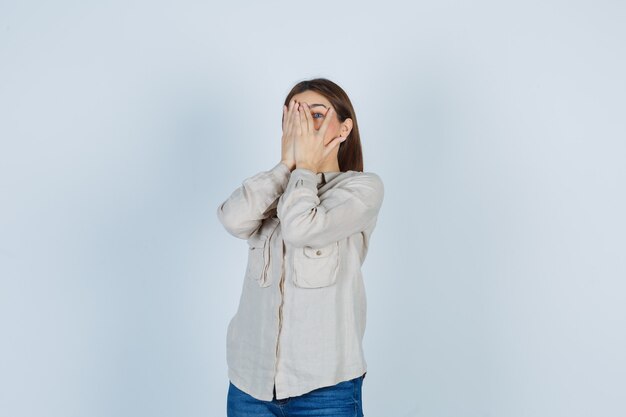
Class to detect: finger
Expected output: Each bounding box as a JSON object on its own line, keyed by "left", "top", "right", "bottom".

{"left": 298, "top": 103, "right": 308, "bottom": 135}
{"left": 284, "top": 100, "right": 294, "bottom": 133}
{"left": 290, "top": 101, "right": 300, "bottom": 134}
{"left": 320, "top": 107, "right": 335, "bottom": 135}
{"left": 292, "top": 102, "right": 301, "bottom": 136}
{"left": 286, "top": 100, "right": 297, "bottom": 134}
{"left": 287, "top": 99, "right": 296, "bottom": 121}
{"left": 284, "top": 104, "right": 292, "bottom": 135}
{"left": 295, "top": 107, "right": 302, "bottom": 136}
{"left": 302, "top": 102, "right": 314, "bottom": 134}
{"left": 324, "top": 135, "right": 346, "bottom": 155}
{"left": 282, "top": 105, "right": 287, "bottom": 131}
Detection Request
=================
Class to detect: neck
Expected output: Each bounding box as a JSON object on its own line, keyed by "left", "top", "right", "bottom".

{"left": 317, "top": 158, "right": 341, "bottom": 173}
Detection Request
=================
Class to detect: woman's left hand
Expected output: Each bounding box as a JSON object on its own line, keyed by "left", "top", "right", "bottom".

{"left": 292, "top": 102, "right": 346, "bottom": 172}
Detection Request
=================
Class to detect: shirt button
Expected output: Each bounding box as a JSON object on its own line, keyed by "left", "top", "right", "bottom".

{"left": 316, "top": 250, "right": 322, "bottom": 256}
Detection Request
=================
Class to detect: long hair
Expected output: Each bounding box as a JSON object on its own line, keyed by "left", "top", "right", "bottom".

{"left": 283, "top": 78, "right": 364, "bottom": 172}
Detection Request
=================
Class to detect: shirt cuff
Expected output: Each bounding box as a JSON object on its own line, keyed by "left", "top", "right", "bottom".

{"left": 289, "top": 168, "right": 318, "bottom": 190}
{"left": 271, "top": 161, "right": 292, "bottom": 176}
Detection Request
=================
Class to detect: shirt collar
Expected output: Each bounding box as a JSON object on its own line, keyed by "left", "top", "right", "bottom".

{"left": 316, "top": 171, "right": 343, "bottom": 186}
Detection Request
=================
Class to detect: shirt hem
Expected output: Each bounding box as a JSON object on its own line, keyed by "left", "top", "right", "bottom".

{"left": 274, "top": 364, "right": 368, "bottom": 400}
{"left": 227, "top": 365, "right": 368, "bottom": 402}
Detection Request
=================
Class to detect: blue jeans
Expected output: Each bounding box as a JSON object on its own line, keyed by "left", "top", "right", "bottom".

{"left": 227, "top": 373, "right": 366, "bottom": 417}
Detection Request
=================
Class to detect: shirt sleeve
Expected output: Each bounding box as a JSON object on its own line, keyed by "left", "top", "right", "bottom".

{"left": 217, "top": 161, "right": 291, "bottom": 239}
{"left": 277, "top": 168, "right": 384, "bottom": 248}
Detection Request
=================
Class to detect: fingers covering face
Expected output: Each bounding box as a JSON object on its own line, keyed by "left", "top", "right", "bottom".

{"left": 286, "top": 99, "right": 336, "bottom": 137}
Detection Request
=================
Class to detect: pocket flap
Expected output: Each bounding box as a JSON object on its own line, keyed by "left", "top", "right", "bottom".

{"left": 292, "top": 241, "right": 340, "bottom": 288}
{"left": 302, "top": 244, "right": 336, "bottom": 258}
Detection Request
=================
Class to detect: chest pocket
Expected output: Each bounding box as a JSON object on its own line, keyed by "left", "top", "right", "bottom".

{"left": 292, "top": 241, "right": 340, "bottom": 288}
{"left": 245, "top": 218, "right": 279, "bottom": 287}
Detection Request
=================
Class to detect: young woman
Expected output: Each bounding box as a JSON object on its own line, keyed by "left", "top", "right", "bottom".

{"left": 217, "top": 78, "right": 384, "bottom": 417}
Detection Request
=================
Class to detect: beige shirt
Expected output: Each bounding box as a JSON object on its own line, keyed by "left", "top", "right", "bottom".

{"left": 216, "top": 161, "right": 384, "bottom": 401}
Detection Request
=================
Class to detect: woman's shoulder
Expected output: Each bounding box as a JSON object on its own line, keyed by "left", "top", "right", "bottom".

{"left": 335, "top": 170, "right": 384, "bottom": 202}
{"left": 340, "top": 170, "right": 383, "bottom": 187}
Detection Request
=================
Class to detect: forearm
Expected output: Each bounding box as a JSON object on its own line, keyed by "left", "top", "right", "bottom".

{"left": 277, "top": 169, "right": 384, "bottom": 248}
{"left": 217, "top": 161, "right": 291, "bottom": 239}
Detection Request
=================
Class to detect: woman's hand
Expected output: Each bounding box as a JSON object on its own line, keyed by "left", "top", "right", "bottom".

{"left": 280, "top": 98, "right": 298, "bottom": 171}
{"left": 292, "top": 102, "right": 346, "bottom": 173}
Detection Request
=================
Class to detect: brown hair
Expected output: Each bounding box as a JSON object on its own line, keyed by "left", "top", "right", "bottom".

{"left": 283, "top": 78, "right": 363, "bottom": 172}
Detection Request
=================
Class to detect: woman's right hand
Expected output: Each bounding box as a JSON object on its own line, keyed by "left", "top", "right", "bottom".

{"left": 280, "top": 98, "right": 298, "bottom": 171}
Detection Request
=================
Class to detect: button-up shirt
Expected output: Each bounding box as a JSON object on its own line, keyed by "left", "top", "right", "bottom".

{"left": 216, "top": 161, "right": 384, "bottom": 401}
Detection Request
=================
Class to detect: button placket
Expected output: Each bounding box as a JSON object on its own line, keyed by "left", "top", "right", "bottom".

{"left": 259, "top": 217, "right": 280, "bottom": 287}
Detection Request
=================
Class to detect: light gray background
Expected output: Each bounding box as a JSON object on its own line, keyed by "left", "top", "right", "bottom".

{"left": 1, "top": 1, "right": 624, "bottom": 416}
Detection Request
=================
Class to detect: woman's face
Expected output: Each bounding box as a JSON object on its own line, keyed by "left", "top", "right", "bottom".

{"left": 290, "top": 90, "right": 352, "bottom": 146}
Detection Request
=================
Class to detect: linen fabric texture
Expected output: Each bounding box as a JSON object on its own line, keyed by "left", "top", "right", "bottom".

{"left": 217, "top": 161, "right": 384, "bottom": 401}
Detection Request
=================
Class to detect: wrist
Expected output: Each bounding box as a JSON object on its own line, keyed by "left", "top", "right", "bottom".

{"left": 280, "top": 160, "right": 295, "bottom": 171}
{"left": 295, "top": 161, "right": 318, "bottom": 173}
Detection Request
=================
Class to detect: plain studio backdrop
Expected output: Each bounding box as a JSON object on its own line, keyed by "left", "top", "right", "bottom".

{"left": 1, "top": 1, "right": 624, "bottom": 416}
